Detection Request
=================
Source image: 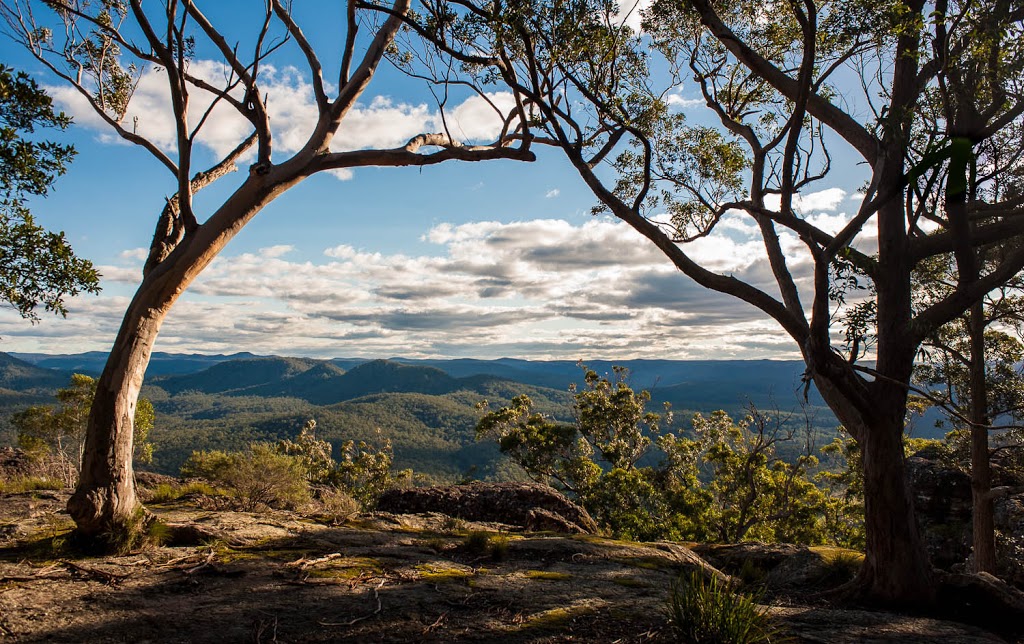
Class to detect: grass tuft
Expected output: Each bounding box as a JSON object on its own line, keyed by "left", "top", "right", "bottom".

{"left": 0, "top": 476, "right": 64, "bottom": 495}
{"left": 667, "top": 570, "right": 784, "bottom": 644}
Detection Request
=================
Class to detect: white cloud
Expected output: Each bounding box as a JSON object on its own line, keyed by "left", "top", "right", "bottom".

{"left": 2, "top": 216, "right": 817, "bottom": 359}
{"left": 444, "top": 92, "right": 518, "bottom": 142}
{"left": 795, "top": 187, "right": 847, "bottom": 213}
{"left": 48, "top": 62, "right": 515, "bottom": 173}
{"left": 613, "top": 0, "right": 652, "bottom": 32}
{"left": 665, "top": 94, "right": 704, "bottom": 109}
{"left": 260, "top": 245, "right": 295, "bottom": 259}
{"left": 545, "top": 189, "right": 561, "bottom": 198}
{"left": 120, "top": 248, "right": 149, "bottom": 261}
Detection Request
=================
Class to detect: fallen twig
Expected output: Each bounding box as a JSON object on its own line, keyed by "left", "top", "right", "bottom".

{"left": 62, "top": 561, "right": 132, "bottom": 584}
{"left": 318, "top": 578, "right": 386, "bottom": 627}
{"left": 183, "top": 550, "right": 216, "bottom": 575}
{"left": 422, "top": 612, "right": 447, "bottom": 634}
{"left": 287, "top": 552, "right": 343, "bottom": 569}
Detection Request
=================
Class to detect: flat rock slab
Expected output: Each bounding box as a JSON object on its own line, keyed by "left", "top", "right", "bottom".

{"left": 0, "top": 493, "right": 1015, "bottom": 643}
{"left": 772, "top": 606, "right": 1008, "bottom": 643}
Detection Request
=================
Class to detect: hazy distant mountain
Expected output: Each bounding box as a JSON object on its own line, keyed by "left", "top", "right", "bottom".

{"left": 4, "top": 350, "right": 943, "bottom": 479}
{"left": 150, "top": 356, "right": 321, "bottom": 395}
{"left": 10, "top": 350, "right": 262, "bottom": 377}
{"left": 0, "top": 352, "right": 70, "bottom": 391}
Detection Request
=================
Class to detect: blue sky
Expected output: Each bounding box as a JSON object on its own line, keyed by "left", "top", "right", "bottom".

{"left": 0, "top": 1, "right": 870, "bottom": 360}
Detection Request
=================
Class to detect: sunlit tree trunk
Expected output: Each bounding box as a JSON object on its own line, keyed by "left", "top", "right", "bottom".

{"left": 68, "top": 176, "right": 292, "bottom": 538}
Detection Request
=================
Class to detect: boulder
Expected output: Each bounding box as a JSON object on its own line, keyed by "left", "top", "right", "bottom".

{"left": 905, "top": 450, "right": 973, "bottom": 570}
{"left": 907, "top": 448, "right": 1024, "bottom": 587}
{"left": 376, "top": 482, "right": 598, "bottom": 534}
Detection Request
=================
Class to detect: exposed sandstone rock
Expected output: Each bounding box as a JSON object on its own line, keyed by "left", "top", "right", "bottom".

{"left": 906, "top": 448, "right": 1024, "bottom": 587}
{"left": 377, "top": 482, "right": 599, "bottom": 534}
{"left": 692, "top": 542, "right": 857, "bottom": 592}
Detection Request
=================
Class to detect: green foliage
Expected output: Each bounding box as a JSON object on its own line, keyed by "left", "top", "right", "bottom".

{"left": 276, "top": 419, "right": 335, "bottom": 483}
{"left": 146, "top": 480, "right": 217, "bottom": 503}
{"left": 689, "top": 411, "right": 831, "bottom": 545}
{"left": 181, "top": 443, "right": 309, "bottom": 511}
{"left": 276, "top": 419, "right": 409, "bottom": 509}
{"left": 478, "top": 368, "right": 858, "bottom": 545}
{"left": 10, "top": 373, "right": 155, "bottom": 484}
{"left": 667, "top": 571, "right": 783, "bottom": 644}
{"left": 817, "top": 433, "right": 866, "bottom": 550}
{"left": 0, "top": 65, "right": 98, "bottom": 320}
{"left": 0, "top": 475, "right": 64, "bottom": 494}
{"left": 314, "top": 487, "right": 360, "bottom": 524}
{"left": 331, "top": 435, "right": 411, "bottom": 509}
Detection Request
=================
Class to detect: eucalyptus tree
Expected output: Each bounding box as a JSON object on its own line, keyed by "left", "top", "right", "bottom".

{"left": 0, "top": 0, "right": 535, "bottom": 546}
{"left": 0, "top": 64, "right": 98, "bottom": 320}
{"left": 915, "top": 256, "right": 1024, "bottom": 574}
{"left": 386, "top": 0, "right": 1024, "bottom": 602}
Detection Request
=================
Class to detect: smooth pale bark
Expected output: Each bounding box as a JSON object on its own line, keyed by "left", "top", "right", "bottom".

{"left": 68, "top": 175, "right": 295, "bottom": 536}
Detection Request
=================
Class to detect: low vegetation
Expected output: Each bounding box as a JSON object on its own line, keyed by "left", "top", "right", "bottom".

{"left": 10, "top": 373, "right": 154, "bottom": 486}
{"left": 179, "top": 419, "right": 409, "bottom": 513}
{"left": 477, "top": 367, "right": 863, "bottom": 546}
{"left": 667, "top": 571, "right": 781, "bottom": 644}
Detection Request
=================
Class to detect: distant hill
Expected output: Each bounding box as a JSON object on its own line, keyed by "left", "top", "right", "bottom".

{"left": 9, "top": 351, "right": 261, "bottom": 377}
{"left": 5, "top": 350, "right": 936, "bottom": 480}
{"left": 149, "top": 356, "right": 322, "bottom": 395}
{"left": 0, "top": 353, "right": 70, "bottom": 391}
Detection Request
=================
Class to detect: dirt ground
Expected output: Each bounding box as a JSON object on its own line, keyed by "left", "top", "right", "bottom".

{"left": 0, "top": 490, "right": 1014, "bottom": 643}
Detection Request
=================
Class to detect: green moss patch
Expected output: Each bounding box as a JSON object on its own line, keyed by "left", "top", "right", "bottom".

{"left": 415, "top": 562, "right": 474, "bottom": 582}
{"left": 523, "top": 570, "right": 572, "bottom": 581}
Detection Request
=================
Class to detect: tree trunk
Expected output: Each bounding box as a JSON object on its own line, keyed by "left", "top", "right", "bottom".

{"left": 66, "top": 291, "right": 169, "bottom": 538}
{"left": 856, "top": 417, "right": 936, "bottom": 604}
{"left": 66, "top": 173, "right": 294, "bottom": 543}
{"left": 969, "top": 301, "right": 997, "bottom": 573}
{"left": 812, "top": 367, "right": 936, "bottom": 604}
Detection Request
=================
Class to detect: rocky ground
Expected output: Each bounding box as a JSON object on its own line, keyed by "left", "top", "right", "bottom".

{"left": 0, "top": 486, "right": 1018, "bottom": 643}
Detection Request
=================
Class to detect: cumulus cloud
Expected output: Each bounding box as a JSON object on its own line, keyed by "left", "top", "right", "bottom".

{"left": 48, "top": 62, "right": 515, "bottom": 170}
{"left": 665, "top": 94, "right": 704, "bottom": 109}
{"left": 545, "top": 189, "right": 560, "bottom": 198}
{"left": 3, "top": 217, "right": 815, "bottom": 359}
{"left": 764, "top": 187, "right": 847, "bottom": 214}
{"left": 613, "top": 0, "right": 653, "bottom": 32}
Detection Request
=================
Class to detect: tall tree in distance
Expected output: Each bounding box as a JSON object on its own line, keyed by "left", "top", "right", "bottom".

{"left": 915, "top": 255, "right": 1024, "bottom": 574}
{"left": 387, "top": 0, "right": 1024, "bottom": 603}
{"left": 0, "top": 64, "right": 99, "bottom": 320}
{"left": 0, "top": 0, "right": 535, "bottom": 547}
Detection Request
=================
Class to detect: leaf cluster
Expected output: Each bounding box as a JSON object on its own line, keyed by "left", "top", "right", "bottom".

{"left": 0, "top": 64, "right": 98, "bottom": 321}
{"left": 477, "top": 367, "right": 858, "bottom": 545}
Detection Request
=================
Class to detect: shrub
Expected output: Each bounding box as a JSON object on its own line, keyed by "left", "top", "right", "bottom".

{"left": 146, "top": 481, "right": 218, "bottom": 503}
{"left": 181, "top": 444, "right": 309, "bottom": 511}
{"left": 0, "top": 476, "right": 64, "bottom": 494}
{"left": 276, "top": 420, "right": 409, "bottom": 510}
{"left": 667, "top": 571, "right": 782, "bottom": 644}
{"left": 316, "top": 487, "right": 360, "bottom": 524}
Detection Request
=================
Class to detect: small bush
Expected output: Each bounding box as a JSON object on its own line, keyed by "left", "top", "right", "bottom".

{"left": 147, "top": 481, "right": 218, "bottom": 503}
{"left": 316, "top": 487, "right": 360, "bottom": 524}
{"left": 667, "top": 571, "right": 782, "bottom": 644}
{"left": 0, "top": 476, "right": 64, "bottom": 494}
{"left": 463, "top": 530, "right": 512, "bottom": 561}
{"left": 816, "top": 549, "right": 862, "bottom": 586}
{"left": 182, "top": 444, "right": 309, "bottom": 511}
{"left": 488, "top": 532, "right": 511, "bottom": 561}
{"left": 464, "top": 530, "right": 492, "bottom": 554}
{"left": 737, "top": 559, "right": 767, "bottom": 588}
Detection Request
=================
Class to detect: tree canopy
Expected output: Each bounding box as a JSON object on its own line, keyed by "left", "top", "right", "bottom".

{"left": 0, "top": 64, "right": 99, "bottom": 320}
{"left": 384, "top": 0, "right": 1024, "bottom": 603}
